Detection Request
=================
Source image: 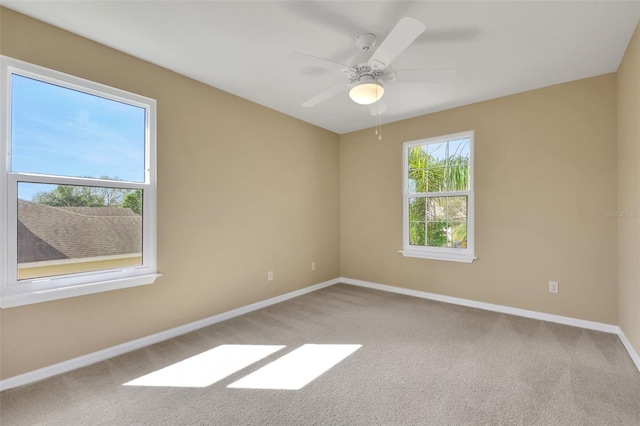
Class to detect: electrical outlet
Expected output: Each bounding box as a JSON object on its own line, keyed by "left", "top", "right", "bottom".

{"left": 267, "top": 271, "right": 274, "bottom": 281}
{"left": 311, "top": 261, "right": 316, "bottom": 271}
{"left": 549, "top": 281, "right": 559, "bottom": 293}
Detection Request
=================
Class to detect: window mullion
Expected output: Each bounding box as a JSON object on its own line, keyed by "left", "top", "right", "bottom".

{"left": 9, "top": 173, "right": 148, "bottom": 189}
{"left": 412, "top": 190, "right": 469, "bottom": 198}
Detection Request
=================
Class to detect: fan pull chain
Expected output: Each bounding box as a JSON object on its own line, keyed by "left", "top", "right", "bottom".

{"left": 372, "top": 82, "right": 382, "bottom": 140}
{"left": 377, "top": 100, "right": 382, "bottom": 140}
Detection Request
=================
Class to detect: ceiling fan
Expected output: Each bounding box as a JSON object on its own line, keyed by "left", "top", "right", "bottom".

{"left": 296, "top": 17, "right": 456, "bottom": 113}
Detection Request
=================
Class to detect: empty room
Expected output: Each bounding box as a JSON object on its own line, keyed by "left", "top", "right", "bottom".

{"left": 1, "top": 1, "right": 639, "bottom": 424}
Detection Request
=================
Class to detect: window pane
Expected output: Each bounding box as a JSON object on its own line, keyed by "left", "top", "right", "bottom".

{"left": 450, "top": 223, "right": 467, "bottom": 248}
{"left": 426, "top": 197, "right": 447, "bottom": 222}
{"left": 409, "top": 222, "right": 425, "bottom": 246}
{"left": 409, "top": 197, "right": 425, "bottom": 221}
{"left": 426, "top": 221, "right": 448, "bottom": 247}
{"left": 447, "top": 196, "right": 467, "bottom": 221}
{"left": 446, "top": 166, "right": 469, "bottom": 191}
{"left": 446, "top": 138, "right": 469, "bottom": 190}
{"left": 427, "top": 142, "right": 447, "bottom": 163}
{"left": 17, "top": 182, "right": 143, "bottom": 280}
{"left": 408, "top": 146, "right": 427, "bottom": 169}
{"left": 11, "top": 74, "right": 146, "bottom": 182}
{"left": 408, "top": 169, "right": 426, "bottom": 193}
{"left": 427, "top": 167, "right": 447, "bottom": 192}
{"left": 448, "top": 138, "right": 470, "bottom": 163}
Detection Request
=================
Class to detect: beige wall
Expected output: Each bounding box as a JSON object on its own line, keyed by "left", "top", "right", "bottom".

{"left": 617, "top": 22, "right": 640, "bottom": 358}
{"left": 340, "top": 74, "right": 618, "bottom": 324}
{"left": 0, "top": 8, "right": 340, "bottom": 379}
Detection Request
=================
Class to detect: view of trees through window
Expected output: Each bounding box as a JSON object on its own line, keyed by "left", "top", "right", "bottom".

{"left": 407, "top": 138, "right": 470, "bottom": 248}
{"left": 28, "top": 178, "right": 142, "bottom": 215}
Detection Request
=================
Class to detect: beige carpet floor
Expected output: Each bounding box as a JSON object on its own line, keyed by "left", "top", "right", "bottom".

{"left": 1, "top": 284, "right": 639, "bottom": 425}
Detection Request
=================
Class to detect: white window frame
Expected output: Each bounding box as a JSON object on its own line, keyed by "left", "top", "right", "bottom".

{"left": 0, "top": 56, "right": 160, "bottom": 308}
{"left": 400, "top": 131, "right": 475, "bottom": 263}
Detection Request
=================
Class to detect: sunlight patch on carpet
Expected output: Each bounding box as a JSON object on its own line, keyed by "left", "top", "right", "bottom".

{"left": 227, "top": 344, "right": 362, "bottom": 390}
{"left": 123, "top": 344, "right": 285, "bottom": 388}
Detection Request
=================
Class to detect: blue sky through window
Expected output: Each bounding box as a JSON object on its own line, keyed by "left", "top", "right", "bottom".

{"left": 11, "top": 75, "right": 146, "bottom": 200}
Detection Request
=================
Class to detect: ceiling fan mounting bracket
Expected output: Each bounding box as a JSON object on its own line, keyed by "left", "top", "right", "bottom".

{"left": 355, "top": 33, "right": 377, "bottom": 51}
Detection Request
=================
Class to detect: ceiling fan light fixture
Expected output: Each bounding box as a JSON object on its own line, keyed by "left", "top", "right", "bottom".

{"left": 349, "top": 81, "right": 384, "bottom": 105}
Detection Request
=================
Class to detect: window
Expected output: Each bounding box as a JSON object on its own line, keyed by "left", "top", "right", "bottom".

{"left": 401, "top": 131, "right": 475, "bottom": 263}
{"left": 0, "top": 56, "right": 159, "bottom": 307}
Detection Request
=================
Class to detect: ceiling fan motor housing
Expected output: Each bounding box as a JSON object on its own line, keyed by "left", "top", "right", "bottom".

{"left": 344, "top": 63, "right": 387, "bottom": 84}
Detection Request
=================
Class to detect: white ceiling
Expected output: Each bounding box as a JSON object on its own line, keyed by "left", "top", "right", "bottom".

{"left": 2, "top": 1, "right": 639, "bottom": 134}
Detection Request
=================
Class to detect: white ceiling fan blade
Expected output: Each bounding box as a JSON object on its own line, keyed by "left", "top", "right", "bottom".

{"left": 369, "top": 17, "right": 426, "bottom": 68}
{"left": 369, "top": 101, "right": 387, "bottom": 116}
{"left": 393, "top": 69, "right": 457, "bottom": 84}
{"left": 302, "top": 83, "right": 352, "bottom": 107}
{"left": 293, "top": 52, "right": 351, "bottom": 73}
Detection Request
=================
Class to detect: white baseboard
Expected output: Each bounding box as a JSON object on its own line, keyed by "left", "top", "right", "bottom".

{"left": 340, "top": 277, "right": 640, "bottom": 373}
{"left": 618, "top": 328, "right": 640, "bottom": 373}
{"left": 339, "top": 277, "right": 618, "bottom": 333}
{"left": 0, "top": 278, "right": 340, "bottom": 392}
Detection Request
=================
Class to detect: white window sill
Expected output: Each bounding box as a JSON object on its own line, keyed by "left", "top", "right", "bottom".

{"left": 0, "top": 273, "right": 162, "bottom": 308}
{"left": 399, "top": 249, "right": 476, "bottom": 263}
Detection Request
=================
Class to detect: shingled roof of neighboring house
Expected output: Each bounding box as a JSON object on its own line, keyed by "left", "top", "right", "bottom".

{"left": 18, "top": 199, "right": 142, "bottom": 264}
